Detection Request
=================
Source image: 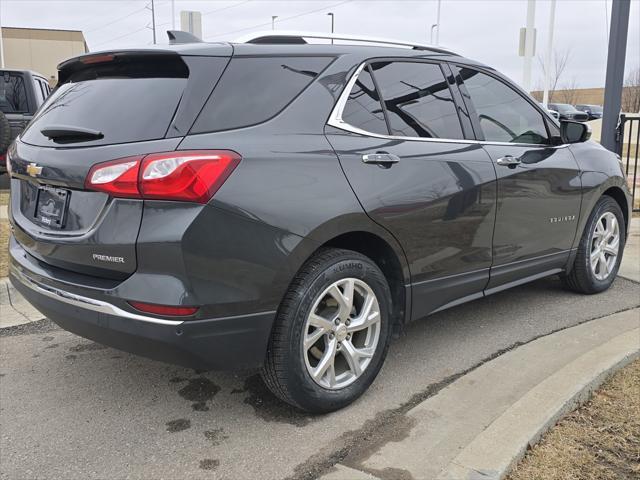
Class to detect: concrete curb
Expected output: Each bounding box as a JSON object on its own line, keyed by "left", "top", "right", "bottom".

{"left": 320, "top": 310, "right": 640, "bottom": 480}
{"left": 438, "top": 328, "right": 639, "bottom": 480}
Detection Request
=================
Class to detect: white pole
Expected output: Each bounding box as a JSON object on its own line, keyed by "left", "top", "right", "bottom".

{"left": 542, "top": 0, "right": 556, "bottom": 107}
{"left": 0, "top": 0, "right": 4, "bottom": 69}
{"left": 171, "top": 0, "right": 176, "bottom": 30}
{"left": 522, "top": 0, "right": 536, "bottom": 92}
{"left": 435, "top": 0, "right": 442, "bottom": 45}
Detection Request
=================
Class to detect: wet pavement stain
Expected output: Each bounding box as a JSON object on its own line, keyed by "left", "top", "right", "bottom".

{"left": 65, "top": 354, "right": 77, "bottom": 360}
{"left": 169, "top": 376, "right": 187, "bottom": 384}
{"left": 192, "top": 402, "right": 209, "bottom": 412}
{"left": 199, "top": 459, "right": 219, "bottom": 470}
{"left": 178, "top": 377, "right": 220, "bottom": 403}
{"left": 242, "top": 375, "right": 313, "bottom": 427}
{"left": 41, "top": 336, "right": 54, "bottom": 342}
{"left": 165, "top": 419, "right": 191, "bottom": 433}
{"left": 203, "top": 428, "right": 228, "bottom": 446}
{"left": 69, "top": 343, "right": 108, "bottom": 353}
{"left": 44, "top": 343, "right": 59, "bottom": 349}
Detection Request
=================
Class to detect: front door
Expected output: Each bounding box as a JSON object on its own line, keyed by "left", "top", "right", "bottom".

{"left": 456, "top": 66, "right": 582, "bottom": 292}
{"left": 325, "top": 60, "right": 497, "bottom": 320}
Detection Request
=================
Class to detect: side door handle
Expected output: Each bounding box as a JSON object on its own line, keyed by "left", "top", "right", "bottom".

{"left": 496, "top": 155, "right": 521, "bottom": 167}
{"left": 362, "top": 152, "right": 401, "bottom": 167}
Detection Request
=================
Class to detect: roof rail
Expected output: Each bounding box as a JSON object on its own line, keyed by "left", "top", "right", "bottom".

{"left": 233, "top": 31, "right": 456, "bottom": 55}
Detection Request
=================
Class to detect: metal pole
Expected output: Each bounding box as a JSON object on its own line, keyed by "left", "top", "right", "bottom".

{"left": 601, "top": 0, "right": 631, "bottom": 153}
{"left": 327, "top": 13, "right": 334, "bottom": 44}
{"left": 151, "top": 0, "right": 156, "bottom": 44}
{"left": 435, "top": 0, "right": 441, "bottom": 45}
{"left": 522, "top": 0, "right": 536, "bottom": 93}
{"left": 171, "top": 0, "right": 175, "bottom": 30}
{"left": 542, "top": 0, "right": 556, "bottom": 107}
{"left": 430, "top": 24, "right": 437, "bottom": 44}
{"left": 271, "top": 15, "right": 278, "bottom": 30}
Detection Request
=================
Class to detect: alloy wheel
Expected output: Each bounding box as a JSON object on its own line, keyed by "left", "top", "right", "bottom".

{"left": 302, "top": 278, "right": 381, "bottom": 390}
{"left": 590, "top": 211, "right": 620, "bottom": 281}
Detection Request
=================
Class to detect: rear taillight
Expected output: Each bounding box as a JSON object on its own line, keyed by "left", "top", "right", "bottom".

{"left": 85, "top": 150, "right": 240, "bottom": 204}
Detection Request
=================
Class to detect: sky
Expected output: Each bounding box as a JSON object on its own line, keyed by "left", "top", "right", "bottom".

{"left": 1, "top": 0, "right": 639, "bottom": 89}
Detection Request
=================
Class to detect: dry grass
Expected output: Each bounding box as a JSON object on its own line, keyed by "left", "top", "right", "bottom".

{"left": 509, "top": 359, "right": 640, "bottom": 480}
{"left": 0, "top": 220, "right": 9, "bottom": 277}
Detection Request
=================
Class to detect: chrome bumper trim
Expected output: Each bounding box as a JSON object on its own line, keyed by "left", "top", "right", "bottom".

{"left": 10, "top": 266, "right": 184, "bottom": 326}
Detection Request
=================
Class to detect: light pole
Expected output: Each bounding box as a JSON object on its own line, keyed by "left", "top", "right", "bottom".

{"left": 149, "top": 0, "right": 157, "bottom": 45}
{"left": 521, "top": 0, "right": 536, "bottom": 93}
{"left": 542, "top": 0, "right": 556, "bottom": 107}
{"left": 271, "top": 15, "right": 278, "bottom": 31}
{"left": 430, "top": 24, "right": 438, "bottom": 44}
{"left": 327, "top": 12, "right": 334, "bottom": 44}
{"left": 435, "top": 0, "right": 441, "bottom": 44}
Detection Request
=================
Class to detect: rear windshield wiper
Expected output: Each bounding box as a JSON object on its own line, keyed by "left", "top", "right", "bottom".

{"left": 40, "top": 125, "right": 104, "bottom": 143}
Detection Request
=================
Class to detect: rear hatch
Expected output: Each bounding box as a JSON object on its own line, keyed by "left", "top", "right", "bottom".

{"left": 8, "top": 48, "right": 230, "bottom": 280}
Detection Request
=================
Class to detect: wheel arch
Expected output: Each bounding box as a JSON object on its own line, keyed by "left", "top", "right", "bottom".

{"left": 602, "top": 186, "right": 630, "bottom": 236}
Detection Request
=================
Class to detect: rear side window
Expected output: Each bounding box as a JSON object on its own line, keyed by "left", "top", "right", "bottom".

{"left": 21, "top": 55, "right": 189, "bottom": 147}
{"left": 460, "top": 68, "right": 549, "bottom": 144}
{"left": 191, "top": 56, "right": 332, "bottom": 133}
{"left": 340, "top": 66, "right": 388, "bottom": 135}
{"left": 0, "top": 73, "right": 28, "bottom": 113}
{"left": 369, "top": 61, "right": 464, "bottom": 139}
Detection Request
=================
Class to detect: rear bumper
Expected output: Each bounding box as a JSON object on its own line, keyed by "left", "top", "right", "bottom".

{"left": 9, "top": 239, "right": 275, "bottom": 370}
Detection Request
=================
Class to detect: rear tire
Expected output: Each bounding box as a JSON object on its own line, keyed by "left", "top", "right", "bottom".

{"left": 261, "top": 248, "right": 393, "bottom": 413}
{"left": 563, "top": 196, "right": 625, "bottom": 294}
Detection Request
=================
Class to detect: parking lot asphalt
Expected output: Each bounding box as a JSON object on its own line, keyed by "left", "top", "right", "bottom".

{"left": 1, "top": 276, "right": 639, "bottom": 480}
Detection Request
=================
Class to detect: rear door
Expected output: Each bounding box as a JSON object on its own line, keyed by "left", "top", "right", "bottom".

{"left": 455, "top": 66, "right": 582, "bottom": 292}
{"left": 326, "top": 59, "right": 497, "bottom": 320}
{"left": 8, "top": 51, "right": 230, "bottom": 279}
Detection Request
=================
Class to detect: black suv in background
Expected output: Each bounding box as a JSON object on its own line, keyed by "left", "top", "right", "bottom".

{"left": 0, "top": 69, "right": 51, "bottom": 174}
{"left": 548, "top": 103, "right": 590, "bottom": 122}
{"left": 575, "top": 104, "right": 603, "bottom": 120}
{"left": 7, "top": 32, "right": 630, "bottom": 412}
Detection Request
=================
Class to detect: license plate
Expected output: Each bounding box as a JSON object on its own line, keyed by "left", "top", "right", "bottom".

{"left": 34, "top": 186, "right": 70, "bottom": 229}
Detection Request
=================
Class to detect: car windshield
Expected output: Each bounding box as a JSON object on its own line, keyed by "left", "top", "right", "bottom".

{"left": 0, "top": 72, "right": 28, "bottom": 113}
{"left": 550, "top": 104, "right": 576, "bottom": 113}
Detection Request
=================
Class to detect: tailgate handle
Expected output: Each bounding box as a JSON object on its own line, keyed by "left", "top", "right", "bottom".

{"left": 362, "top": 152, "right": 401, "bottom": 166}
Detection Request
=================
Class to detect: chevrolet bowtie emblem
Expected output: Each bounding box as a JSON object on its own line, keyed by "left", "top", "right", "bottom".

{"left": 26, "top": 163, "right": 43, "bottom": 177}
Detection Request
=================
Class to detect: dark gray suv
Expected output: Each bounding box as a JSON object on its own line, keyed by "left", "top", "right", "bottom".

{"left": 6, "top": 32, "right": 631, "bottom": 412}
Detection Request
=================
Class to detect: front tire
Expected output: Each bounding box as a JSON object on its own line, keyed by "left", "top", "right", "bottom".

{"left": 563, "top": 196, "right": 626, "bottom": 294}
{"left": 261, "top": 248, "right": 393, "bottom": 413}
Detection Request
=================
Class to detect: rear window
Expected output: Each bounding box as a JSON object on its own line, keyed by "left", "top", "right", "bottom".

{"left": 0, "top": 72, "right": 29, "bottom": 113}
{"left": 21, "top": 56, "right": 189, "bottom": 147}
{"left": 191, "top": 56, "right": 333, "bottom": 133}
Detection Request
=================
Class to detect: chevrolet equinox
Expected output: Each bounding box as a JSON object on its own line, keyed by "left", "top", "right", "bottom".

{"left": 6, "top": 32, "right": 631, "bottom": 412}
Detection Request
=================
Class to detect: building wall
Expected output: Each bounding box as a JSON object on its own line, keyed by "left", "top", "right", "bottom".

{"left": 1, "top": 27, "right": 88, "bottom": 86}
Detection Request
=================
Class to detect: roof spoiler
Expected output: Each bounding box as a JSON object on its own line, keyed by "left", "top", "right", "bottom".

{"left": 167, "top": 30, "right": 202, "bottom": 44}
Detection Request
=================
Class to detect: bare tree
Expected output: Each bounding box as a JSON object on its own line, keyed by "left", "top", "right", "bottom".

{"left": 536, "top": 49, "right": 571, "bottom": 102}
{"left": 560, "top": 76, "right": 580, "bottom": 104}
{"left": 621, "top": 67, "right": 640, "bottom": 113}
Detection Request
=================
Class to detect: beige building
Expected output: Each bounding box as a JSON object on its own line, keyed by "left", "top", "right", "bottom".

{"left": 1, "top": 27, "right": 88, "bottom": 86}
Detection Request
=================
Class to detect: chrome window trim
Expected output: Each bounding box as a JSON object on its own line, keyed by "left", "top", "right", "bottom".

{"left": 326, "top": 61, "right": 570, "bottom": 149}
{"left": 11, "top": 266, "right": 185, "bottom": 326}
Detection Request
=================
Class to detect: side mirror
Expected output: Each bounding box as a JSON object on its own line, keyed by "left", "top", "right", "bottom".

{"left": 561, "top": 121, "right": 591, "bottom": 144}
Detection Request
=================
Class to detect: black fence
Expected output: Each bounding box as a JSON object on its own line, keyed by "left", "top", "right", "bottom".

{"left": 616, "top": 114, "right": 640, "bottom": 212}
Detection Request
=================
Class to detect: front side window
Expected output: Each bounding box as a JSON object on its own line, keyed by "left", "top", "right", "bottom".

{"left": 369, "top": 61, "right": 464, "bottom": 139}
{"left": 460, "top": 68, "right": 549, "bottom": 145}
{"left": 341, "top": 65, "right": 388, "bottom": 135}
{"left": 0, "top": 73, "right": 28, "bottom": 113}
